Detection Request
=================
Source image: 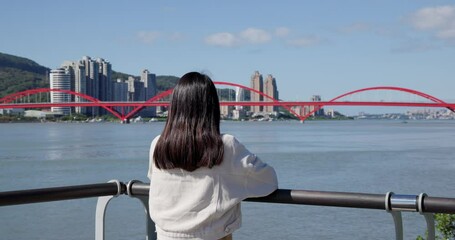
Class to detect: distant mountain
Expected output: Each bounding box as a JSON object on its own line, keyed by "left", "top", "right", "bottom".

{"left": 0, "top": 52, "right": 50, "bottom": 97}
{"left": 156, "top": 75, "right": 179, "bottom": 92}
{"left": 111, "top": 71, "right": 179, "bottom": 92}
{"left": 0, "top": 52, "right": 180, "bottom": 98}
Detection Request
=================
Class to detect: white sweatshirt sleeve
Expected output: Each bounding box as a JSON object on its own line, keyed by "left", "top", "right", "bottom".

{"left": 230, "top": 136, "right": 278, "bottom": 198}
{"left": 242, "top": 153, "right": 278, "bottom": 197}
{"left": 147, "top": 135, "right": 160, "bottom": 179}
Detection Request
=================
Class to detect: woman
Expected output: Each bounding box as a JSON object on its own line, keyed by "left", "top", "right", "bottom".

{"left": 148, "top": 72, "right": 278, "bottom": 240}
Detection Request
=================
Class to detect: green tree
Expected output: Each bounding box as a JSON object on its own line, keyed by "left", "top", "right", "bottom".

{"left": 416, "top": 214, "right": 455, "bottom": 240}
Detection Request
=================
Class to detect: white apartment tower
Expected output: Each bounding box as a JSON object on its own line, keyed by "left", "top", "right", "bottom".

{"left": 50, "top": 68, "right": 71, "bottom": 115}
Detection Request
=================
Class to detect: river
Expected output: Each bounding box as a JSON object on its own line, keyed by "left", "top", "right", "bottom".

{"left": 0, "top": 120, "right": 454, "bottom": 239}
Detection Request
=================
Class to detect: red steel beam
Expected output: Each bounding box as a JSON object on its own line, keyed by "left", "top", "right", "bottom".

{"left": 2, "top": 101, "right": 455, "bottom": 109}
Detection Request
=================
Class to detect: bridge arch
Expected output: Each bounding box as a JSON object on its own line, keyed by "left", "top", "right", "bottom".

{"left": 301, "top": 86, "right": 454, "bottom": 121}
{"left": 124, "top": 89, "right": 173, "bottom": 120}
{"left": 0, "top": 88, "right": 124, "bottom": 120}
{"left": 214, "top": 81, "right": 302, "bottom": 120}
{"left": 125, "top": 81, "right": 303, "bottom": 121}
{"left": 4, "top": 85, "right": 449, "bottom": 122}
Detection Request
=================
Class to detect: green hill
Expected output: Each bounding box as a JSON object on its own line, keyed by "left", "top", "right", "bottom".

{"left": 156, "top": 75, "right": 179, "bottom": 92}
{"left": 0, "top": 52, "right": 181, "bottom": 98}
{"left": 0, "top": 52, "right": 50, "bottom": 97}
{"left": 0, "top": 52, "right": 231, "bottom": 99}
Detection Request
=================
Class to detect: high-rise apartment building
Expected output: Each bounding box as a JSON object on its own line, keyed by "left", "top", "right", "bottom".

{"left": 128, "top": 76, "right": 145, "bottom": 102}
{"left": 82, "top": 56, "right": 100, "bottom": 102}
{"left": 127, "top": 76, "right": 136, "bottom": 102}
{"left": 73, "top": 64, "right": 86, "bottom": 114}
{"left": 125, "top": 70, "right": 158, "bottom": 117}
{"left": 113, "top": 79, "right": 128, "bottom": 102}
{"left": 62, "top": 61, "right": 86, "bottom": 114}
{"left": 264, "top": 74, "right": 279, "bottom": 113}
{"left": 50, "top": 68, "right": 71, "bottom": 115}
{"left": 97, "top": 58, "right": 112, "bottom": 115}
{"left": 60, "top": 56, "right": 158, "bottom": 118}
{"left": 310, "top": 95, "right": 324, "bottom": 116}
{"left": 113, "top": 79, "right": 128, "bottom": 113}
{"left": 235, "top": 87, "right": 245, "bottom": 110}
{"left": 250, "top": 71, "right": 263, "bottom": 113}
{"left": 233, "top": 87, "right": 246, "bottom": 120}
{"left": 63, "top": 56, "right": 112, "bottom": 116}
{"left": 140, "top": 69, "right": 157, "bottom": 117}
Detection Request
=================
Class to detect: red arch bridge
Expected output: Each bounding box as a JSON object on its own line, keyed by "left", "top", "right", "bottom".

{"left": 1, "top": 81, "right": 454, "bottom": 122}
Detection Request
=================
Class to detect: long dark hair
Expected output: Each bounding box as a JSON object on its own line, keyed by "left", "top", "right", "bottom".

{"left": 153, "top": 72, "right": 224, "bottom": 171}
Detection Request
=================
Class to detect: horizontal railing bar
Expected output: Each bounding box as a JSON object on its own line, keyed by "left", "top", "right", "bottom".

{"left": 1, "top": 181, "right": 455, "bottom": 214}
{"left": 128, "top": 182, "right": 455, "bottom": 213}
{"left": 244, "top": 189, "right": 386, "bottom": 210}
{"left": 127, "top": 181, "right": 385, "bottom": 209}
{"left": 0, "top": 182, "right": 125, "bottom": 207}
{"left": 128, "top": 182, "right": 385, "bottom": 210}
{"left": 129, "top": 181, "right": 149, "bottom": 196}
{"left": 423, "top": 197, "right": 455, "bottom": 214}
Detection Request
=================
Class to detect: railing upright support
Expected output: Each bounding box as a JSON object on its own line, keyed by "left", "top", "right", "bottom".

{"left": 418, "top": 193, "right": 435, "bottom": 240}
{"left": 385, "top": 192, "right": 436, "bottom": 240}
{"left": 127, "top": 180, "right": 156, "bottom": 240}
{"left": 95, "top": 180, "right": 123, "bottom": 240}
{"left": 386, "top": 192, "right": 404, "bottom": 240}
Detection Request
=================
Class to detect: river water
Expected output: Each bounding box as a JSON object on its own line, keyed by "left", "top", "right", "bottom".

{"left": 0, "top": 120, "right": 454, "bottom": 239}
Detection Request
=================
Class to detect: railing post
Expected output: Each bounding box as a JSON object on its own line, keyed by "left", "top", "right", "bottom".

{"left": 95, "top": 180, "right": 122, "bottom": 240}
{"left": 127, "top": 180, "right": 156, "bottom": 240}
{"left": 386, "top": 192, "right": 404, "bottom": 240}
{"left": 418, "top": 193, "right": 435, "bottom": 240}
{"left": 385, "top": 192, "right": 437, "bottom": 240}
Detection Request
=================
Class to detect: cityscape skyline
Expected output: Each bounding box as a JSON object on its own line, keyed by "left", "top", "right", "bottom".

{"left": 54, "top": 56, "right": 158, "bottom": 117}
{"left": 2, "top": 1, "right": 455, "bottom": 110}
{"left": 50, "top": 56, "right": 292, "bottom": 118}
{"left": 8, "top": 53, "right": 453, "bottom": 119}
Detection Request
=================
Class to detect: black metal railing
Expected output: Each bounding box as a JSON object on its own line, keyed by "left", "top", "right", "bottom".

{"left": 3, "top": 181, "right": 454, "bottom": 213}
{"left": 1, "top": 180, "right": 454, "bottom": 240}
{"left": 0, "top": 182, "right": 123, "bottom": 206}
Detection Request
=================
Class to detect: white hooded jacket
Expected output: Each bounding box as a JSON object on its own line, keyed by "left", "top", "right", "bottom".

{"left": 148, "top": 134, "right": 278, "bottom": 240}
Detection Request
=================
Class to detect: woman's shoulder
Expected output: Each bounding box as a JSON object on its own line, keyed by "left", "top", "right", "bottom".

{"left": 221, "top": 133, "right": 238, "bottom": 145}
{"left": 150, "top": 135, "right": 161, "bottom": 149}
{"left": 221, "top": 134, "right": 248, "bottom": 153}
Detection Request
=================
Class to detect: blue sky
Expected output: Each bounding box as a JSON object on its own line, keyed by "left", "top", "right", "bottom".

{"left": 1, "top": 0, "right": 455, "bottom": 113}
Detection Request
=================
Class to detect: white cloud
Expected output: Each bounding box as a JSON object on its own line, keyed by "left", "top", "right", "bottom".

{"left": 275, "top": 27, "right": 290, "bottom": 37}
{"left": 205, "top": 27, "right": 327, "bottom": 48}
{"left": 240, "top": 28, "right": 271, "bottom": 44}
{"left": 205, "top": 32, "right": 239, "bottom": 47}
{"left": 438, "top": 28, "right": 455, "bottom": 39}
{"left": 205, "top": 28, "right": 271, "bottom": 47}
{"left": 409, "top": 5, "right": 455, "bottom": 40}
{"left": 137, "top": 31, "right": 161, "bottom": 44}
{"left": 286, "top": 36, "right": 323, "bottom": 47}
